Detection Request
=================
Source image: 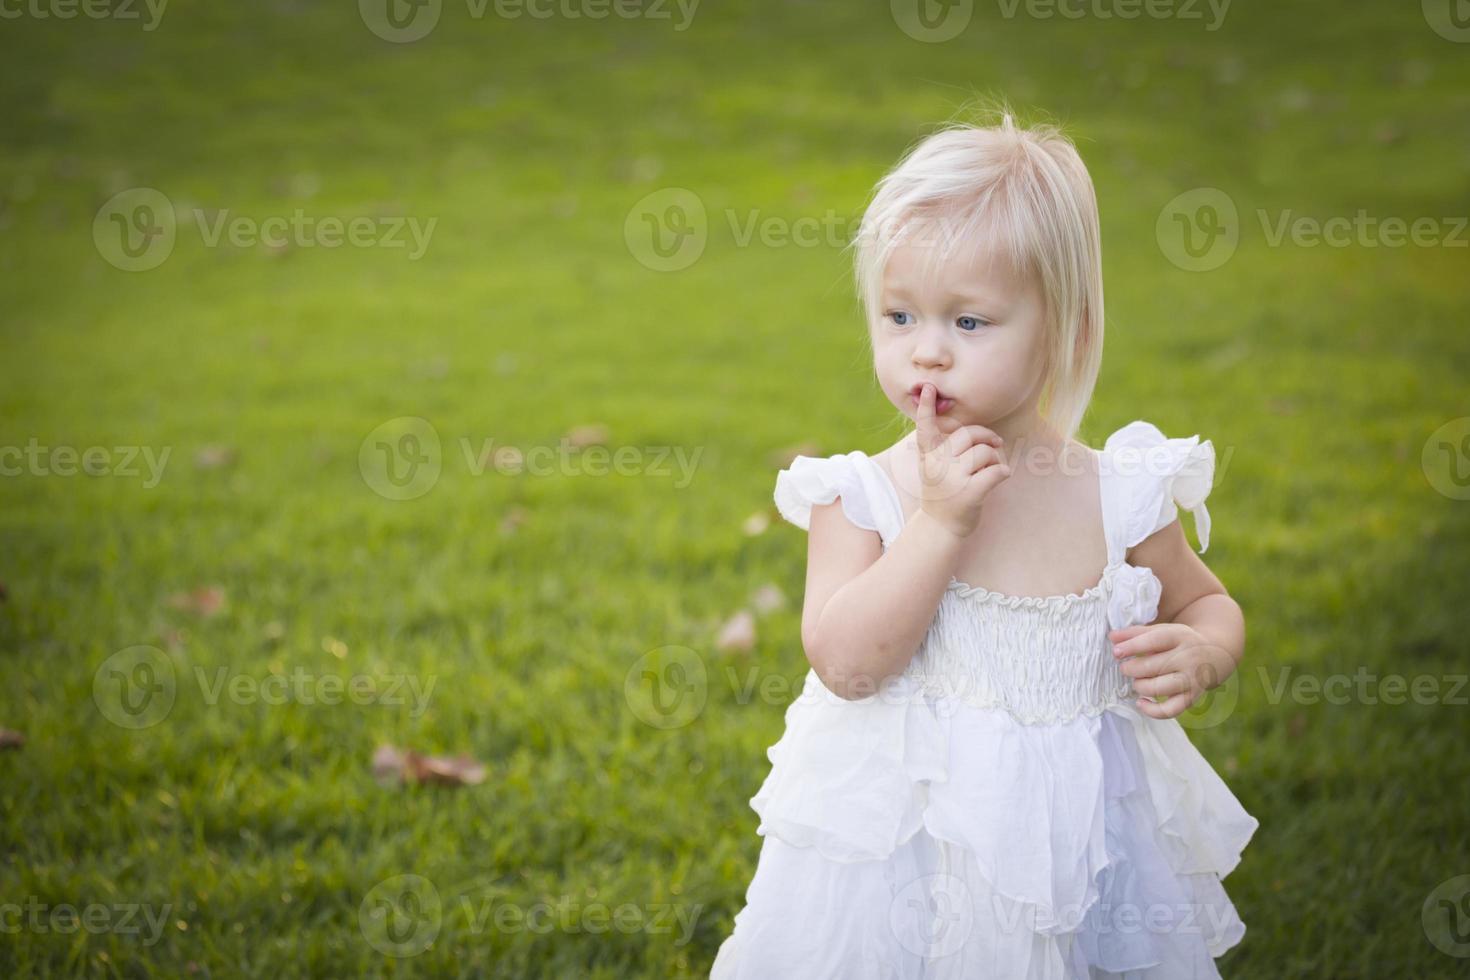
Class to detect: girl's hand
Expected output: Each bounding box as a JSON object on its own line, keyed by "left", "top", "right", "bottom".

{"left": 914, "top": 382, "right": 1011, "bottom": 539}
{"left": 1110, "top": 622, "right": 1239, "bottom": 719}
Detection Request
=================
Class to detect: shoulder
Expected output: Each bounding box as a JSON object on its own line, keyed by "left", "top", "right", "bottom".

{"left": 868, "top": 432, "right": 914, "bottom": 492}
{"left": 1098, "top": 419, "right": 1216, "bottom": 553}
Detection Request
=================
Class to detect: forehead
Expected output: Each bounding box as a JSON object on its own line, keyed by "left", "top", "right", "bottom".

{"left": 879, "top": 217, "right": 1028, "bottom": 304}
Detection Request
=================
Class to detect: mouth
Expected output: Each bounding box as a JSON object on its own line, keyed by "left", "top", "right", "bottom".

{"left": 908, "top": 382, "right": 956, "bottom": 414}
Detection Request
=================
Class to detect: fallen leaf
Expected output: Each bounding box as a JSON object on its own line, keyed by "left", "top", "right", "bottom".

{"left": 499, "top": 506, "right": 530, "bottom": 534}
{"left": 194, "top": 445, "right": 238, "bottom": 470}
{"left": 1372, "top": 122, "right": 1402, "bottom": 145}
{"left": 373, "top": 743, "right": 487, "bottom": 787}
{"left": 167, "top": 586, "right": 226, "bottom": 618}
{"left": 371, "top": 743, "right": 404, "bottom": 785}
{"left": 1266, "top": 398, "right": 1298, "bottom": 416}
{"left": 716, "top": 610, "right": 757, "bottom": 653}
{"left": 750, "top": 583, "right": 786, "bottom": 616}
{"left": 0, "top": 729, "right": 23, "bottom": 750}
{"left": 742, "top": 510, "right": 772, "bottom": 536}
{"left": 564, "top": 424, "right": 609, "bottom": 448}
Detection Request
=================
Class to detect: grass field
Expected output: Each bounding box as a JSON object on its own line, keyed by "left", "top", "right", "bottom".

{"left": 2, "top": 0, "right": 1469, "bottom": 976}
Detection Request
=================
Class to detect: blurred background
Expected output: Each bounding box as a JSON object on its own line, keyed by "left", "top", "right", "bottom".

{"left": 2, "top": 0, "right": 1468, "bottom": 976}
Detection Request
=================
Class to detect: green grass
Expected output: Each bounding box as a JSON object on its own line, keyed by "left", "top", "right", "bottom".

{"left": 2, "top": 0, "right": 1469, "bottom": 976}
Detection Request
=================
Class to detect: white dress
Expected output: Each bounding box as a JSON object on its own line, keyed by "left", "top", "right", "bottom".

{"left": 710, "top": 421, "right": 1259, "bottom": 979}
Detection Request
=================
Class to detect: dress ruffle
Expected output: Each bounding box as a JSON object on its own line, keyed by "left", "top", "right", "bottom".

{"left": 720, "top": 671, "right": 1258, "bottom": 979}
{"left": 1103, "top": 421, "right": 1216, "bottom": 553}
{"left": 773, "top": 453, "right": 881, "bottom": 537}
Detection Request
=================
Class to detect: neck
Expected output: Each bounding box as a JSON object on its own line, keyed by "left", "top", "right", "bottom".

{"left": 988, "top": 407, "right": 1061, "bottom": 458}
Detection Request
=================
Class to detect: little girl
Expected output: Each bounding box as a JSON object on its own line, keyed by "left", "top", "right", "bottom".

{"left": 711, "top": 112, "right": 1259, "bottom": 979}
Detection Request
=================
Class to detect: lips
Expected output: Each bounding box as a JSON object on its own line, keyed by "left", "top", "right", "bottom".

{"left": 908, "top": 382, "right": 955, "bottom": 414}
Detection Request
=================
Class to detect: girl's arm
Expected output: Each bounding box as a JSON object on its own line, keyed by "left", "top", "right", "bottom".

{"left": 1110, "top": 518, "right": 1245, "bottom": 719}
{"left": 799, "top": 503, "right": 966, "bottom": 700}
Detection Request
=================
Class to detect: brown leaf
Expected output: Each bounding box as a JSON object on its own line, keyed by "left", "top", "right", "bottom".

{"left": 372, "top": 743, "right": 487, "bottom": 788}
{"left": 499, "top": 506, "right": 530, "bottom": 534}
{"left": 716, "top": 609, "right": 757, "bottom": 653}
{"left": 564, "top": 424, "right": 610, "bottom": 448}
{"left": 0, "top": 581, "right": 7, "bottom": 602}
{"left": 0, "top": 729, "right": 24, "bottom": 750}
{"left": 167, "top": 586, "right": 226, "bottom": 618}
{"left": 194, "top": 445, "right": 238, "bottom": 470}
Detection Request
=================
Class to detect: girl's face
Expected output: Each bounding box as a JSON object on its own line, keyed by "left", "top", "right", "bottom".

{"left": 871, "top": 231, "right": 1050, "bottom": 437}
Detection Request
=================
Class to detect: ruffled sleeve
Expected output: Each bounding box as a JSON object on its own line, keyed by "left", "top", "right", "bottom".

{"left": 772, "top": 453, "right": 880, "bottom": 536}
{"left": 1103, "top": 421, "right": 1216, "bottom": 553}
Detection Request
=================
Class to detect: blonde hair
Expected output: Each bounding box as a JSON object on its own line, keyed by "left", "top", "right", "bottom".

{"left": 849, "top": 105, "right": 1105, "bottom": 444}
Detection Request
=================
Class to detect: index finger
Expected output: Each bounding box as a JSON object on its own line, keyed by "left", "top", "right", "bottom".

{"left": 915, "top": 383, "right": 959, "bottom": 451}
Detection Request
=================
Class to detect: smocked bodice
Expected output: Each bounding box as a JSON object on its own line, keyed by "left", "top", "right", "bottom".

{"left": 906, "top": 563, "right": 1136, "bottom": 724}
{"left": 771, "top": 421, "right": 1218, "bottom": 727}
{"left": 866, "top": 451, "right": 1165, "bottom": 725}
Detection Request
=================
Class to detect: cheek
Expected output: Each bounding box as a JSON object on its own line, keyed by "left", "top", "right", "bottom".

{"left": 957, "top": 339, "right": 1040, "bottom": 398}
{"left": 991, "top": 333, "right": 1045, "bottom": 377}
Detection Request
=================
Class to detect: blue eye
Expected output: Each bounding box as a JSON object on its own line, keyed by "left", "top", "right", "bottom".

{"left": 888, "top": 311, "right": 913, "bottom": 327}
{"left": 957, "top": 316, "right": 988, "bottom": 331}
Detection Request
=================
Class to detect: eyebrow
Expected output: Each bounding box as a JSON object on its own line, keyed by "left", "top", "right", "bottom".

{"left": 881, "top": 283, "right": 1005, "bottom": 308}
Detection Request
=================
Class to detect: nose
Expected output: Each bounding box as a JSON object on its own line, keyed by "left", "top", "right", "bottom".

{"left": 910, "top": 323, "right": 951, "bottom": 369}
